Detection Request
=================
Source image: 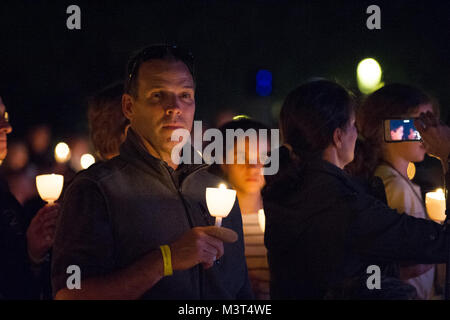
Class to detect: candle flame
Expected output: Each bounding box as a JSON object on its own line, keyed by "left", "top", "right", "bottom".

{"left": 80, "top": 153, "right": 96, "bottom": 169}
{"left": 436, "top": 188, "right": 444, "bottom": 194}
{"left": 218, "top": 183, "right": 227, "bottom": 189}
{"left": 55, "top": 142, "right": 71, "bottom": 163}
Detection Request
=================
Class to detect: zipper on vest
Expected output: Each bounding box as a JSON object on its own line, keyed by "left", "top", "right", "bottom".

{"left": 161, "top": 164, "right": 204, "bottom": 299}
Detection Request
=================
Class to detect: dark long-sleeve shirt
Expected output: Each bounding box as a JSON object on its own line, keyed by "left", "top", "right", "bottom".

{"left": 263, "top": 147, "right": 448, "bottom": 299}
{"left": 0, "top": 178, "right": 37, "bottom": 299}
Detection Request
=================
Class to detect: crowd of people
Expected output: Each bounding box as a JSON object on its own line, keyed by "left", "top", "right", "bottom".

{"left": 1, "top": 44, "right": 450, "bottom": 300}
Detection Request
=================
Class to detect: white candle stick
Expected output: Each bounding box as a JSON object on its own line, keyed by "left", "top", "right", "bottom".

{"left": 36, "top": 174, "right": 64, "bottom": 205}
{"left": 426, "top": 188, "right": 446, "bottom": 223}
{"left": 258, "top": 209, "right": 266, "bottom": 232}
{"left": 206, "top": 183, "right": 236, "bottom": 228}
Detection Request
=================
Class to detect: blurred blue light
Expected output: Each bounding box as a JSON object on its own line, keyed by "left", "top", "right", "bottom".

{"left": 256, "top": 70, "right": 272, "bottom": 96}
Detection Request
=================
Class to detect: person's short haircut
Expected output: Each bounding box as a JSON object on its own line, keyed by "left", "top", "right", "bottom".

{"left": 87, "top": 82, "right": 129, "bottom": 160}
{"left": 124, "top": 44, "right": 195, "bottom": 98}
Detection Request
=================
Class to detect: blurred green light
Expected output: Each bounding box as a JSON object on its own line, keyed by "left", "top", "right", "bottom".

{"left": 232, "top": 115, "right": 251, "bottom": 121}
{"left": 357, "top": 58, "right": 383, "bottom": 94}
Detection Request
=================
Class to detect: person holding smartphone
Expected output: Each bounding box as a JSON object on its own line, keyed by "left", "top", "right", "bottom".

{"left": 263, "top": 80, "right": 450, "bottom": 300}
{"left": 351, "top": 84, "right": 440, "bottom": 299}
{"left": 414, "top": 111, "right": 450, "bottom": 173}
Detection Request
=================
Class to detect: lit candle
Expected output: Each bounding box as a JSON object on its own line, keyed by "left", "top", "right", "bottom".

{"left": 80, "top": 153, "right": 95, "bottom": 169}
{"left": 36, "top": 174, "right": 64, "bottom": 205}
{"left": 426, "top": 188, "right": 446, "bottom": 223}
{"left": 54, "top": 142, "right": 71, "bottom": 163}
{"left": 206, "top": 183, "right": 236, "bottom": 227}
{"left": 258, "top": 209, "right": 266, "bottom": 232}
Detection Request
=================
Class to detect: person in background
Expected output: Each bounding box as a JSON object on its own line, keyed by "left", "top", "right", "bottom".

{"left": 263, "top": 80, "right": 449, "bottom": 300}
{"left": 215, "top": 118, "right": 271, "bottom": 299}
{"left": 27, "top": 124, "right": 53, "bottom": 173}
{"left": 0, "top": 96, "right": 59, "bottom": 299}
{"left": 351, "top": 84, "right": 440, "bottom": 299}
{"left": 2, "top": 140, "right": 35, "bottom": 205}
{"left": 415, "top": 111, "right": 450, "bottom": 174}
{"left": 87, "top": 82, "right": 129, "bottom": 161}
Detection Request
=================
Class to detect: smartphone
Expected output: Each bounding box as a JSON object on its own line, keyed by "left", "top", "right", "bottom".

{"left": 383, "top": 118, "right": 422, "bottom": 142}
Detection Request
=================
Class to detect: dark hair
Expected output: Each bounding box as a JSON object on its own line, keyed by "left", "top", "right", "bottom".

{"left": 390, "top": 121, "right": 404, "bottom": 133}
{"left": 218, "top": 117, "right": 270, "bottom": 158}
{"left": 218, "top": 117, "right": 270, "bottom": 138}
{"left": 124, "top": 44, "right": 195, "bottom": 98}
{"left": 87, "top": 82, "right": 129, "bottom": 160}
{"left": 348, "top": 83, "right": 438, "bottom": 179}
{"left": 280, "top": 80, "right": 356, "bottom": 160}
{"left": 208, "top": 117, "right": 270, "bottom": 177}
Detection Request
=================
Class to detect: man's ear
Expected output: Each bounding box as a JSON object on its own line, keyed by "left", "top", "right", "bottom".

{"left": 122, "top": 94, "right": 135, "bottom": 121}
{"left": 333, "top": 127, "right": 343, "bottom": 149}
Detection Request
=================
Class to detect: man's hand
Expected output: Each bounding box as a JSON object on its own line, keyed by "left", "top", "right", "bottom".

{"left": 26, "top": 203, "right": 60, "bottom": 263}
{"left": 414, "top": 112, "right": 450, "bottom": 165}
{"left": 170, "top": 226, "right": 238, "bottom": 271}
{"left": 55, "top": 226, "right": 238, "bottom": 300}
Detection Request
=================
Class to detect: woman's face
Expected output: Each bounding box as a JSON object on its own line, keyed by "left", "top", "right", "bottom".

{"left": 390, "top": 126, "right": 404, "bottom": 140}
{"left": 221, "top": 138, "right": 267, "bottom": 195}
{"left": 340, "top": 112, "right": 358, "bottom": 166}
{"left": 387, "top": 103, "right": 434, "bottom": 163}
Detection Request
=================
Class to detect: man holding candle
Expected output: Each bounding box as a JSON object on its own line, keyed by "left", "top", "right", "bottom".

{"left": 0, "top": 96, "right": 60, "bottom": 299}
{"left": 52, "top": 45, "right": 253, "bottom": 299}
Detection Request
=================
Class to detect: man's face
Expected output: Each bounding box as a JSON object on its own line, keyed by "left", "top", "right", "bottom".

{"left": 0, "top": 97, "right": 13, "bottom": 162}
{"left": 123, "top": 59, "right": 195, "bottom": 156}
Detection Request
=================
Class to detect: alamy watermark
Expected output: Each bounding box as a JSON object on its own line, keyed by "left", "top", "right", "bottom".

{"left": 66, "top": 265, "right": 81, "bottom": 290}
{"left": 66, "top": 5, "right": 81, "bottom": 30}
{"left": 366, "top": 265, "right": 381, "bottom": 290}
{"left": 366, "top": 5, "right": 381, "bottom": 30}
{"left": 170, "top": 121, "right": 280, "bottom": 175}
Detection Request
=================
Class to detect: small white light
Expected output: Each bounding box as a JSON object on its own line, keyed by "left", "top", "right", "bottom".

{"left": 54, "top": 142, "right": 71, "bottom": 163}
{"left": 80, "top": 153, "right": 95, "bottom": 169}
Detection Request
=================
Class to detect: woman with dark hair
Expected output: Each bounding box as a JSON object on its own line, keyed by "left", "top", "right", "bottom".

{"left": 263, "top": 80, "right": 448, "bottom": 299}
{"left": 214, "top": 118, "right": 271, "bottom": 299}
{"left": 350, "top": 84, "right": 440, "bottom": 299}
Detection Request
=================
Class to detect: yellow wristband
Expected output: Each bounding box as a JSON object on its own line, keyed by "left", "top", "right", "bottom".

{"left": 160, "top": 245, "right": 173, "bottom": 276}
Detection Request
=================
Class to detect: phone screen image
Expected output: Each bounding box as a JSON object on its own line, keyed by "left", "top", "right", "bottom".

{"left": 383, "top": 119, "right": 422, "bottom": 142}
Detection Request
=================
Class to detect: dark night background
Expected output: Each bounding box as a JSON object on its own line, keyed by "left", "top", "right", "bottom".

{"left": 0, "top": 0, "right": 449, "bottom": 189}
